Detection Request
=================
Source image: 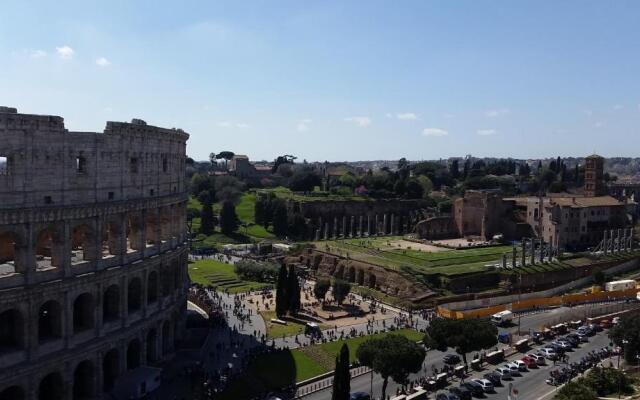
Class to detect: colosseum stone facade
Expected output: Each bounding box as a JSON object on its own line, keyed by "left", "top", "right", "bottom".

{"left": 0, "top": 107, "right": 190, "bottom": 400}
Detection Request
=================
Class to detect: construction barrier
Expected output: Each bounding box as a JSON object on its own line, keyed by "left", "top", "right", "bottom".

{"left": 437, "top": 288, "right": 640, "bottom": 319}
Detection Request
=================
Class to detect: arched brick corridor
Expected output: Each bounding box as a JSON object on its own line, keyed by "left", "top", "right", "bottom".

{"left": 147, "top": 271, "right": 158, "bottom": 304}
{"left": 73, "top": 293, "right": 95, "bottom": 333}
{"left": 103, "top": 285, "right": 120, "bottom": 322}
{"left": 0, "top": 386, "right": 24, "bottom": 400}
{"left": 162, "top": 320, "right": 172, "bottom": 354}
{"left": 127, "top": 338, "right": 141, "bottom": 370}
{"left": 0, "top": 308, "right": 24, "bottom": 353}
{"left": 146, "top": 328, "right": 158, "bottom": 363}
{"left": 0, "top": 231, "right": 23, "bottom": 274}
{"left": 127, "top": 215, "right": 143, "bottom": 252}
{"left": 102, "top": 220, "right": 122, "bottom": 257}
{"left": 36, "top": 228, "right": 62, "bottom": 271}
{"left": 71, "top": 223, "right": 97, "bottom": 263}
{"left": 102, "top": 349, "right": 119, "bottom": 393}
{"left": 72, "top": 360, "right": 95, "bottom": 400}
{"left": 38, "top": 300, "right": 63, "bottom": 343}
{"left": 38, "top": 372, "right": 64, "bottom": 400}
{"left": 161, "top": 266, "right": 172, "bottom": 297}
{"left": 127, "top": 277, "right": 142, "bottom": 313}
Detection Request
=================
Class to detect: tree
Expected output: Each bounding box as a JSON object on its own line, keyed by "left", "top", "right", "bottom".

{"left": 405, "top": 179, "right": 424, "bottom": 199}
{"left": 356, "top": 334, "right": 425, "bottom": 399}
{"left": 287, "top": 265, "right": 301, "bottom": 315}
{"left": 275, "top": 264, "right": 289, "bottom": 317}
{"left": 199, "top": 198, "right": 215, "bottom": 235}
{"left": 272, "top": 201, "right": 289, "bottom": 237}
{"left": 449, "top": 159, "right": 460, "bottom": 180}
{"left": 592, "top": 268, "right": 606, "bottom": 286}
{"left": 255, "top": 197, "right": 267, "bottom": 226}
{"left": 554, "top": 380, "right": 597, "bottom": 400}
{"left": 331, "top": 343, "right": 351, "bottom": 400}
{"left": 313, "top": 277, "right": 331, "bottom": 303}
{"left": 609, "top": 311, "right": 640, "bottom": 364}
{"left": 290, "top": 169, "right": 322, "bottom": 192}
{"left": 287, "top": 212, "right": 307, "bottom": 240}
{"left": 332, "top": 279, "right": 351, "bottom": 305}
{"left": 272, "top": 154, "right": 297, "bottom": 173}
{"left": 219, "top": 201, "right": 239, "bottom": 235}
{"left": 209, "top": 152, "right": 217, "bottom": 167}
{"left": 424, "top": 318, "right": 497, "bottom": 365}
{"left": 216, "top": 151, "right": 235, "bottom": 169}
{"left": 214, "top": 175, "right": 245, "bottom": 204}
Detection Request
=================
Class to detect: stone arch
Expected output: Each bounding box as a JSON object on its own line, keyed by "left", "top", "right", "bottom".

{"left": 102, "top": 349, "right": 119, "bottom": 393}
{"left": 73, "top": 293, "right": 95, "bottom": 333}
{"left": 72, "top": 360, "right": 95, "bottom": 400}
{"left": 36, "top": 226, "right": 62, "bottom": 270}
{"left": 126, "top": 213, "right": 143, "bottom": 252}
{"left": 162, "top": 320, "right": 173, "bottom": 354}
{"left": 145, "top": 211, "right": 160, "bottom": 246}
{"left": 147, "top": 271, "right": 158, "bottom": 304}
{"left": 71, "top": 222, "right": 98, "bottom": 263}
{"left": 146, "top": 328, "right": 158, "bottom": 363}
{"left": 347, "top": 266, "right": 356, "bottom": 283}
{"left": 0, "top": 230, "right": 25, "bottom": 274}
{"left": 172, "top": 262, "right": 180, "bottom": 291}
{"left": 356, "top": 269, "right": 365, "bottom": 286}
{"left": 161, "top": 265, "right": 172, "bottom": 297}
{"left": 38, "top": 372, "right": 64, "bottom": 400}
{"left": 0, "top": 385, "right": 25, "bottom": 400}
{"left": 103, "top": 285, "right": 120, "bottom": 322}
{"left": 368, "top": 273, "right": 377, "bottom": 288}
{"left": 335, "top": 264, "right": 345, "bottom": 280}
{"left": 101, "top": 219, "right": 122, "bottom": 258}
{"left": 0, "top": 308, "right": 24, "bottom": 353}
{"left": 126, "top": 338, "right": 141, "bottom": 370}
{"left": 127, "top": 277, "right": 142, "bottom": 312}
{"left": 38, "top": 300, "right": 63, "bottom": 343}
{"left": 159, "top": 206, "right": 172, "bottom": 241}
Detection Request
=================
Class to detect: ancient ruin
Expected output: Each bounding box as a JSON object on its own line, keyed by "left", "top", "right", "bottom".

{"left": 0, "top": 107, "right": 189, "bottom": 399}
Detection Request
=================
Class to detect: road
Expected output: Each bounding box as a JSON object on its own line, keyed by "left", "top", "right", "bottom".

{"left": 305, "top": 302, "right": 635, "bottom": 400}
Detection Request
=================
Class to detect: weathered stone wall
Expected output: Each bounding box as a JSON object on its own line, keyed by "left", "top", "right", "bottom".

{"left": 0, "top": 108, "right": 190, "bottom": 400}
{"left": 415, "top": 216, "right": 458, "bottom": 240}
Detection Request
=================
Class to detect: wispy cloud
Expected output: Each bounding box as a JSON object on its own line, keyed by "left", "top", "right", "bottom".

{"left": 422, "top": 128, "right": 448, "bottom": 137}
{"left": 217, "top": 121, "right": 249, "bottom": 129}
{"left": 485, "top": 108, "right": 510, "bottom": 118}
{"left": 612, "top": 104, "right": 624, "bottom": 110}
{"left": 583, "top": 110, "right": 593, "bottom": 118}
{"left": 443, "top": 113, "right": 455, "bottom": 119}
{"left": 345, "top": 116, "right": 371, "bottom": 127}
{"left": 594, "top": 121, "right": 605, "bottom": 128}
{"left": 30, "top": 49, "right": 47, "bottom": 59}
{"left": 236, "top": 122, "right": 249, "bottom": 129}
{"left": 95, "top": 57, "right": 111, "bottom": 67}
{"left": 56, "top": 45, "right": 74, "bottom": 59}
{"left": 296, "top": 119, "right": 312, "bottom": 132}
{"left": 477, "top": 129, "right": 497, "bottom": 136}
{"left": 396, "top": 112, "right": 419, "bottom": 120}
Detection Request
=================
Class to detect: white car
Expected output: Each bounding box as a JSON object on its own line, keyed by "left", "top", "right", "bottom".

{"left": 513, "top": 360, "right": 528, "bottom": 371}
{"left": 472, "top": 378, "right": 494, "bottom": 393}
{"left": 528, "top": 353, "right": 546, "bottom": 365}
{"left": 540, "top": 348, "right": 557, "bottom": 360}
{"left": 503, "top": 363, "right": 521, "bottom": 376}
{"left": 495, "top": 367, "right": 513, "bottom": 380}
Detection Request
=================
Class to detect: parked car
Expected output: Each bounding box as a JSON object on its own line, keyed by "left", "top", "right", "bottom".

{"left": 461, "top": 381, "right": 484, "bottom": 397}
{"left": 555, "top": 340, "right": 572, "bottom": 350}
{"left": 495, "top": 367, "right": 513, "bottom": 380}
{"left": 503, "top": 363, "right": 521, "bottom": 376}
{"left": 350, "top": 393, "right": 371, "bottom": 400}
{"left": 449, "top": 386, "right": 471, "bottom": 400}
{"left": 600, "top": 319, "right": 612, "bottom": 329}
{"left": 590, "top": 323, "right": 603, "bottom": 332}
{"left": 527, "top": 353, "right": 546, "bottom": 365}
{"left": 436, "top": 392, "right": 460, "bottom": 400}
{"left": 563, "top": 335, "right": 579, "bottom": 347}
{"left": 443, "top": 354, "right": 461, "bottom": 365}
{"left": 612, "top": 317, "right": 620, "bottom": 325}
{"left": 513, "top": 360, "right": 528, "bottom": 371}
{"left": 472, "top": 379, "right": 494, "bottom": 393}
{"left": 483, "top": 371, "right": 502, "bottom": 386}
{"left": 577, "top": 332, "right": 589, "bottom": 342}
{"left": 540, "top": 348, "right": 558, "bottom": 360}
{"left": 521, "top": 356, "right": 538, "bottom": 368}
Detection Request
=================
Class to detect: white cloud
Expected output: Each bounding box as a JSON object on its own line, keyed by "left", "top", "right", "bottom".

{"left": 422, "top": 128, "right": 449, "bottom": 137}
{"left": 345, "top": 116, "right": 371, "bottom": 127}
{"left": 296, "top": 119, "right": 312, "bottom": 132}
{"left": 216, "top": 121, "right": 232, "bottom": 128}
{"left": 385, "top": 113, "right": 393, "bottom": 118}
{"left": 95, "top": 57, "right": 111, "bottom": 67}
{"left": 594, "top": 121, "right": 605, "bottom": 128}
{"left": 477, "top": 129, "right": 497, "bottom": 136}
{"left": 583, "top": 110, "right": 593, "bottom": 118}
{"left": 485, "top": 108, "right": 510, "bottom": 118}
{"left": 444, "top": 113, "right": 455, "bottom": 119}
{"left": 103, "top": 107, "right": 113, "bottom": 113}
{"left": 612, "top": 104, "right": 624, "bottom": 110}
{"left": 396, "top": 112, "right": 419, "bottom": 120}
{"left": 56, "top": 45, "right": 74, "bottom": 59}
{"left": 216, "top": 121, "right": 249, "bottom": 129}
{"left": 236, "top": 122, "right": 249, "bottom": 128}
{"left": 30, "top": 50, "right": 47, "bottom": 59}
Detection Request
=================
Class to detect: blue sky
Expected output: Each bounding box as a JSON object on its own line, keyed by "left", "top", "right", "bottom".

{"left": 1, "top": 1, "right": 639, "bottom": 162}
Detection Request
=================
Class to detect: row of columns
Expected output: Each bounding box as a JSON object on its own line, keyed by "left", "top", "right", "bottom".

{"left": 502, "top": 237, "right": 556, "bottom": 269}
{"left": 602, "top": 228, "right": 635, "bottom": 255}
{"left": 314, "top": 213, "right": 417, "bottom": 240}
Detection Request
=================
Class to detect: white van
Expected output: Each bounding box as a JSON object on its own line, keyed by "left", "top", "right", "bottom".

{"left": 491, "top": 310, "right": 513, "bottom": 325}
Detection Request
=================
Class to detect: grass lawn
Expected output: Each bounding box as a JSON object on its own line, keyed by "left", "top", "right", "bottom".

{"left": 259, "top": 310, "right": 331, "bottom": 339}
{"left": 188, "top": 259, "right": 270, "bottom": 293}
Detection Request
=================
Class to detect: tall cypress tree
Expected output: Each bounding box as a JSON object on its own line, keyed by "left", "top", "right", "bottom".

{"left": 332, "top": 343, "right": 351, "bottom": 400}
{"left": 287, "top": 265, "right": 301, "bottom": 315}
{"left": 275, "top": 263, "right": 289, "bottom": 317}
{"left": 200, "top": 199, "right": 215, "bottom": 235}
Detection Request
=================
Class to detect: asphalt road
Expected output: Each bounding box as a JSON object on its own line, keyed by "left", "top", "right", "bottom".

{"left": 305, "top": 302, "right": 635, "bottom": 400}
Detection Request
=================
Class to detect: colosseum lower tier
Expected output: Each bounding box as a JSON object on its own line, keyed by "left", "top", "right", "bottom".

{"left": 0, "top": 107, "right": 190, "bottom": 400}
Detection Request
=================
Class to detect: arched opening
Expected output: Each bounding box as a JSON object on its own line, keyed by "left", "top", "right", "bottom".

{"left": 368, "top": 273, "right": 377, "bottom": 288}
{"left": 147, "top": 271, "right": 158, "bottom": 304}
{"left": 173, "top": 317, "right": 181, "bottom": 349}
{"left": 356, "top": 269, "right": 365, "bottom": 286}
{"left": 162, "top": 320, "right": 172, "bottom": 355}
{"left": 0, "top": 309, "right": 24, "bottom": 353}
{"left": 102, "top": 219, "right": 121, "bottom": 258}
{"left": 38, "top": 372, "right": 64, "bottom": 400}
{"left": 0, "top": 386, "right": 25, "bottom": 400}
{"left": 145, "top": 211, "right": 160, "bottom": 247}
{"left": 71, "top": 223, "right": 97, "bottom": 264}
{"left": 127, "top": 278, "right": 142, "bottom": 313}
{"left": 103, "top": 285, "right": 120, "bottom": 322}
{"left": 73, "top": 293, "right": 95, "bottom": 333}
{"left": 72, "top": 360, "right": 95, "bottom": 400}
{"left": 38, "top": 300, "right": 62, "bottom": 343}
{"left": 159, "top": 207, "right": 172, "bottom": 242}
{"left": 173, "top": 263, "right": 180, "bottom": 291}
{"left": 146, "top": 329, "right": 158, "bottom": 363}
{"left": 0, "top": 231, "right": 23, "bottom": 274}
{"left": 347, "top": 267, "right": 356, "bottom": 283}
{"left": 36, "top": 228, "right": 61, "bottom": 271}
{"left": 161, "top": 266, "right": 172, "bottom": 297}
{"left": 126, "top": 214, "right": 143, "bottom": 252}
{"left": 102, "top": 349, "right": 119, "bottom": 393}
{"left": 126, "top": 338, "right": 141, "bottom": 370}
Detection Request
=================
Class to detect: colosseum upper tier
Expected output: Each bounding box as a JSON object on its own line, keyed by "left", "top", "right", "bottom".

{"left": 0, "top": 107, "right": 190, "bottom": 400}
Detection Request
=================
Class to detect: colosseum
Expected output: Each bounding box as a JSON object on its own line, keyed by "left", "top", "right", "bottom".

{"left": 0, "top": 107, "right": 189, "bottom": 400}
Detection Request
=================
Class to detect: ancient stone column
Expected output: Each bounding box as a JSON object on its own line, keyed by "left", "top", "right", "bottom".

{"left": 367, "top": 215, "right": 371, "bottom": 236}
{"left": 603, "top": 230, "right": 608, "bottom": 256}
{"left": 521, "top": 238, "right": 527, "bottom": 266}
{"left": 630, "top": 228, "right": 635, "bottom": 251}
{"left": 390, "top": 214, "right": 395, "bottom": 235}
{"left": 502, "top": 254, "right": 507, "bottom": 269}
{"left": 315, "top": 229, "right": 320, "bottom": 241}
{"left": 374, "top": 215, "right": 379, "bottom": 235}
{"left": 530, "top": 238, "right": 536, "bottom": 265}
{"left": 350, "top": 216, "right": 355, "bottom": 237}
{"left": 512, "top": 245, "right": 517, "bottom": 268}
{"left": 333, "top": 217, "right": 338, "bottom": 239}
{"left": 383, "top": 214, "right": 388, "bottom": 235}
{"left": 324, "top": 222, "right": 329, "bottom": 240}
{"left": 359, "top": 215, "right": 363, "bottom": 237}
{"left": 539, "top": 238, "right": 544, "bottom": 263}
{"left": 341, "top": 216, "right": 346, "bottom": 238}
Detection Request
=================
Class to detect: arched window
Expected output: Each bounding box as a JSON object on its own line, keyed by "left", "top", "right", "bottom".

{"left": 38, "top": 300, "right": 62, "bottom": 343}
{"left": 38, "top": 372, "right": 64, "bottom": 400}
{"left": 127, "top": 278, "right": 142, "bottom": 312}
{"left": 72, "top": 360, "right": 95, "bottom": 400}
{"left": 147, "top": 271, "right": 158, "bottom": 304}
{"left": 0, "top": 309, "right": 24, "bottom": 352}
{"left": 73, "top": 293, "right": 95, "bottom": 333}
{"left": 103, "top": 285, "right": 120, "bottom": 322}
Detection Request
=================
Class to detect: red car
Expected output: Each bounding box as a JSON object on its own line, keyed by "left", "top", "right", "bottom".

{"left": 521, "top": 356, "right": 538, "bottom": 368}
{"left": 599, "top": 319, "right": 612, "bottom": 329}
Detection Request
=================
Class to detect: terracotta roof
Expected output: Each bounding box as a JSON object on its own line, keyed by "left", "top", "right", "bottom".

{"left": 548, "top": 196, "right": 622, "bottom": 208}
